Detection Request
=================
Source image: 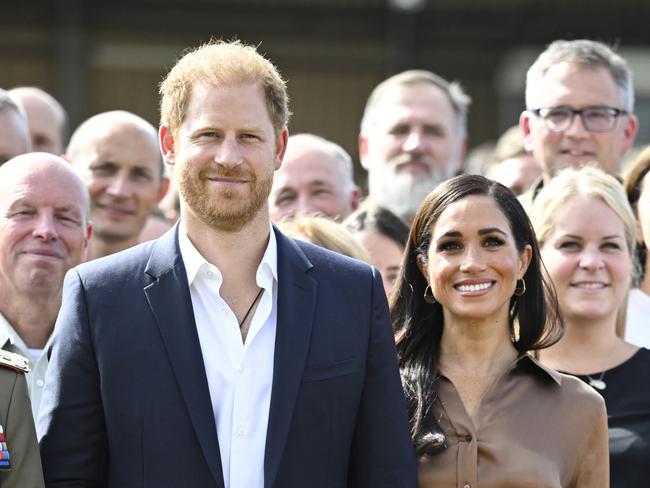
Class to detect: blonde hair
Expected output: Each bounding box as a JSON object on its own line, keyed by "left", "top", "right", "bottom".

{"left": 530, "top": 166, "right": 637, "bottom": 262}
{"left": 160, "top": 40, "right": 290, "bottom": 135}
{"left": 280, "top": 216, "right": 370, "bottom": 262}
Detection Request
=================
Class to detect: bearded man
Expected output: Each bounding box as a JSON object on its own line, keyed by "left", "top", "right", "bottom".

{"left": 38, "top": 40, "right": 416, "bottom": 488}
{"left": 359, "top": 70, "right": 470, "bottom": 224}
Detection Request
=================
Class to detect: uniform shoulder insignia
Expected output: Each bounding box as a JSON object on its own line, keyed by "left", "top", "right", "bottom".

{"left": 0, "top": 350, "right": 30, "bottom": 374}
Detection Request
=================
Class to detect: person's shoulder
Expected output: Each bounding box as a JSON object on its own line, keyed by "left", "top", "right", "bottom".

{"left": 75, "top": 238, "right": 160, "bottom": 280}
{"left": 556, "top": 371, "right": 606, "bottom": 410}
{"left": 517, "top": 175, "right": 544, "bottom": 213}
{"left": 292, "top": 237, "right": 374, "bottom": 276}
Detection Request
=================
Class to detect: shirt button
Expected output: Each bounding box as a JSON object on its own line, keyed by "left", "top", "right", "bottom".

{"left": 465, "top": 434, "right": 472, "bottom": 442}
{"left": 237, "top": 426, "right": 246, "bottom": 436}
{"left": 464, "top": 484, "right": 471, "bottom": 488}
{"left": 206, "top": 270, "right": 213, "bottom": 277}
{"left": 36, "top": 379, "right": 44, "bottom": 387}
{"left": 237, "top": 365, "right": 244, "bottom": 373}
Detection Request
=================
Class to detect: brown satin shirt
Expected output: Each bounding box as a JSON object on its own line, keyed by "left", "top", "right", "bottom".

{"left": 418, "top": 354, "right": 609, "bottom": 488}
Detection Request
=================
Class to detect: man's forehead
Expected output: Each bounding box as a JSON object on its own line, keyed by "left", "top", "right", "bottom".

{"left": 276, "top": 155, "right": 343, "bottom": 186}
{"left": 80, "top": 136, "right": 161, "bottom": 173}
{"left": 374, "top": 84, "right": 455, "bottom": 124}
{"left": 1, "top": 170, "right": 86, "bottom": 209}
{"left": 529, "top": 62, "right": 622, "bottom": 107}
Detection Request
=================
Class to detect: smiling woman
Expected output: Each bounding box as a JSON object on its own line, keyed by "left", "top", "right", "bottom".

{"left": 530, "top": 165, "right": 650, "bottom": 488}
{"left": 391, "top": 174, "right": 609, "bottom": 487}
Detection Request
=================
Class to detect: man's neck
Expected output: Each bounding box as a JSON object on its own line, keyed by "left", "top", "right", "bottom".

{"left": 183, "top": 209, "right": 271, "bottom": 300}
{"left": 88, "top": 235, "right": 139, "bottom": 261}
{"left": 0, "top": 289, "right": 59, "bottom": 349}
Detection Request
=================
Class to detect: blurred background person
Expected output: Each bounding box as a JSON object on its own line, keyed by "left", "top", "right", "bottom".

{"left": 623, "top": 145, "right": 650, "bottom": 347}
{"left": 344, "top": 202, "right": 409, "bottom": 299}
{"left": 484, "top": 125, "right": 542, "bottom": 196}
{"left": 269, "top": 133, "right": 360, "bottom": 223}
{"left": 359, "top": 70, "right": 470, "bottom": 225}
{"left": 0, "top": 89, "right": 30, "bottom": 165}
{"left": 531, "top": 165, "right": 648, "bottom": 488}
{"left": 65, "top": 110, "right": 169, "bottom": 260}
{"left": 279, "top": 215, "right": 369, "bottom": 261}
{"left": 8, "top": 86, "right": 67, "bottom": 155}
{"left": 392, "top": 174, "right": 607, "bottom": 487}
{"left": 519, "top": 39, "right": 638, "bottom": 206}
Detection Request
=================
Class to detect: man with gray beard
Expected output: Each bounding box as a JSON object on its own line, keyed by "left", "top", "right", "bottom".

{"left": 359, "top": 70, "right": 470, "bottom": 224}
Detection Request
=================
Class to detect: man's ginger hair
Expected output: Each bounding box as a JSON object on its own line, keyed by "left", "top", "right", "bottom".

{"left": 159, "top": 40, "right": 291, "bottom": 135}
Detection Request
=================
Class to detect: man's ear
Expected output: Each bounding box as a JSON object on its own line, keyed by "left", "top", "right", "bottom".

{"left": 81, "top": 222, "right": 93, "bottom": 263}
{"left": 621, "top": 114, "right": 639, "bottom": 157}
{"left": 350, "top": 186, "right": 361, "bottom": 212}
{"left": 274, "top": 128, "right": 289, "bottom": 171}
{"left": 159, "top": 125, "right": 176, "bottom": 166}
{"left": 359, "top": 134, "right": 371, "bottom": 171}
{"left": 519, "top": 111, "right": 535, "bottom": 153}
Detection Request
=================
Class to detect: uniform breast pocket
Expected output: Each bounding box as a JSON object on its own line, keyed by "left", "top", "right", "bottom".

{"left": 302, "top": 357, "right": 360, "bottom": 383}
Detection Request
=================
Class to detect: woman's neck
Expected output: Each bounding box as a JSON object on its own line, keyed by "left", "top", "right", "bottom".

{"left": 539, "top": 314, "right": 637, "bottom": 374}
{"left": 438, "top": 314, "right": 518, "bottom": 378}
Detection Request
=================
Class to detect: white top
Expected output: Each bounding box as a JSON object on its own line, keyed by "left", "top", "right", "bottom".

{"left": 625, "top": 288, "right": 650, "bottom": 348}
{"left": 179, "top": 225, "right": 278, "bottom": 488}
{"left": 0, "top": 312, "right": 52, "bottom": 420}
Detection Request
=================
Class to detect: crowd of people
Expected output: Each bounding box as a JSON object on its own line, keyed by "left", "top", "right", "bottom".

{"left": 0, "top": 36, "right": 647, "bottom": 488}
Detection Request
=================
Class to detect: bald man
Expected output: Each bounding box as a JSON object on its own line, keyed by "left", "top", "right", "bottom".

{"left": 0, "top": 153, "right": 91, "bottom": 419}
{"left": 66, "top": 111, "right": 169, "bottom": 260}
{"left": 269, "top": 133, "right": 360, "bottom": 222}
{"left": 9, "top": 87, "right": 67, "bottom": 155}
{"left": 0, "top": 89, "right": 30, "bottom": 165}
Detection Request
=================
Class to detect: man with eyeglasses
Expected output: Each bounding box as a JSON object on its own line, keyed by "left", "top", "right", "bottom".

{"left": 519, "top": 39, "right": 638, "bottom": 208}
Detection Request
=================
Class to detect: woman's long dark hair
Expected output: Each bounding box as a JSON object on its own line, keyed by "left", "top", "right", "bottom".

{"left": 390, "top": 174, "right": 563, "bottom": 457}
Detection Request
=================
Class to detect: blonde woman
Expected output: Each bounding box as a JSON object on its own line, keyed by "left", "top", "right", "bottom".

{"left": 531, "top": 165, "right": 649, "bottom": 487}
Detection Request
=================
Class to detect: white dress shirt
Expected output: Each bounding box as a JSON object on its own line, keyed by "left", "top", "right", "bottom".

{"left": 179, "top": 225, "right": 278, "bottom": 488}
{"left": 0, "top": 312, "right": 51, "bottom": 420}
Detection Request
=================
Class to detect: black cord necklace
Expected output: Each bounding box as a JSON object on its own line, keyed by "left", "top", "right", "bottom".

{"left": 239, "top": 288, "right": 264, "bottom": 329}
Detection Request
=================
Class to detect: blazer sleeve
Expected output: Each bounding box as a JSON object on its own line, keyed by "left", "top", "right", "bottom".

{"left": 572, "top": 395, "right": 609, "bottom": 487}
{"left": 0, "top": 373, "right": 44, "bottom": 488}
{"left": 37, "top": 269, "right": 108, "bottom": 487}
{"left": 348, "top": 267, "right": 417, "bottom": 487}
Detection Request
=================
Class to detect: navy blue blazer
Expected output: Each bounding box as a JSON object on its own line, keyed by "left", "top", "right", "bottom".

{"left": 38, "top": 225, "right": 417, "bottom": 487}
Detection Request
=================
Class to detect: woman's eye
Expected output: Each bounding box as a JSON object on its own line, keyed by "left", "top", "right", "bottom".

{"left": 558, "top": 241, "right": 580, "bottom": 250}
{"left": 437, "top": 241, "right": 461, "bottom": 252}
{"left": 484, "top": 236, "right": 504, "bottom": 247}
{"left": 602, "top": 242, "right": 621, "bottom": 251}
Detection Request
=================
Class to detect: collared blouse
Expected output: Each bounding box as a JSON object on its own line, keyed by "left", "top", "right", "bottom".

{"left": 418, "top": 354, "right": 609, "bottom": 488}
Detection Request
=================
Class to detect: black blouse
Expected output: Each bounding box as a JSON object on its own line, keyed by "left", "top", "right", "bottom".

{"left": 573, "top": 348, "right": 650, "bottom": 488}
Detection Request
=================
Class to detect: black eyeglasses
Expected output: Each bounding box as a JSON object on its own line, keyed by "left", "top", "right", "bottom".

{"left": 530, "top": 106, "right": 629, "bottom": 133}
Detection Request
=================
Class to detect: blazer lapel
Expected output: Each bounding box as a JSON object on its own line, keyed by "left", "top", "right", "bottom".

{"left": 143, "top": 225, "right": 224, "bottom": 488}
{"left": 264, "top": 229, "right": 317, "bottom": 488}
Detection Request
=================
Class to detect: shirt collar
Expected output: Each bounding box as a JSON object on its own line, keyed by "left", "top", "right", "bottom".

{"left": 0, "top": 311, "right": 49, "bottom": 366}
{"left": 178, "top": 221, "right": 278, "bottom": 290}
{"left": 0, "top": 312, "right": 21, "bottom": 350}
{"left": 516, "top": 353, "right": 562, "bottom": 386}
